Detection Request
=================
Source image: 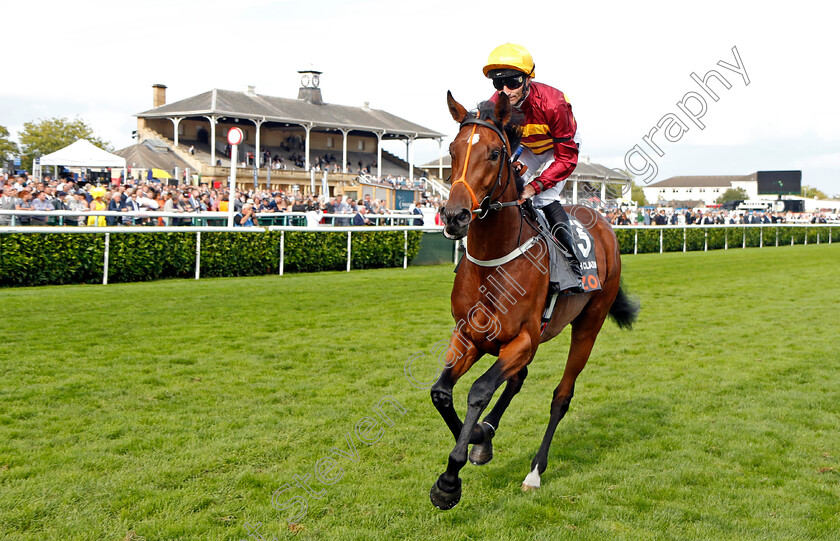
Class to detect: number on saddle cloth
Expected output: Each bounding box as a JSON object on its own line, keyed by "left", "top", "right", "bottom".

{"left": 534, "top": 208, "right": 601, "bottom": 294}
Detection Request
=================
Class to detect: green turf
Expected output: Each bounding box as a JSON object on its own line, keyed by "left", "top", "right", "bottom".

{"left": 1, "top": 244, "right": 839, "bottom": 540}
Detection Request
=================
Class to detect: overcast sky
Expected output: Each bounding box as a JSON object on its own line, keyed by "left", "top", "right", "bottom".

{"left": 3, "top": 0, "right": 838, "bottom": 196}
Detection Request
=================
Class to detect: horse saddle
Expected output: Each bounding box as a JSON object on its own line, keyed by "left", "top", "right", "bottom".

{"left": 534, "top": 207, "right": 602, "bottom": 322}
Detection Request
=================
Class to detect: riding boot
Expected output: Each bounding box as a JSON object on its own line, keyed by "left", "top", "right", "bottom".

{"left": 542, "top": 201, "right": 585, "bottom": 294}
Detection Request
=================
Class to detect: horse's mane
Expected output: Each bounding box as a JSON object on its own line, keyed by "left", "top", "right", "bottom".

{"left": 475, "top": 100, "right": 524, "bottom": 149}
{"left": 475, "top": 100, "right": 526, "bottom": 194}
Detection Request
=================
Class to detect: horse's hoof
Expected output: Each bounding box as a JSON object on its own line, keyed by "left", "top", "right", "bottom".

{"left": 430, "top": 478, "right": 461, "bottom": 510}
{"left": 469, "top": 441, "right": 493, "bottom": 465}
{"left": 521, "top": 467, "right": 541, "bottom": 491}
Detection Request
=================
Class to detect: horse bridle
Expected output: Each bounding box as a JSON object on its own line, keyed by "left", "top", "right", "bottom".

{"left": 450, "top": 115, "right": 520, "bottom": 220}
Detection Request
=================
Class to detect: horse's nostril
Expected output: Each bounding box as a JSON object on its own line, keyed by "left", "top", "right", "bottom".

{"left": 457, "top": 209, "right": 471, "bottom": 224}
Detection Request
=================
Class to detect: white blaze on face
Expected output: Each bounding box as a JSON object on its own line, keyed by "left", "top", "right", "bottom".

{"left": 471, "top": 133, "right": 480, "bottom": 146}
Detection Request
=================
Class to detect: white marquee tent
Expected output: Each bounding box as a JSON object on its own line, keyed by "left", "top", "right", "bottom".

{"left": 38, "top": 139, "right": 126, "bottom": 180}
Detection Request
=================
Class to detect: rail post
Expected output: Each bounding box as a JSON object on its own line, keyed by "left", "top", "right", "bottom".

{"left": 347, "top": 231, "right": 352, "bottom": 272}
{"left": 103, "top": 233, "right": 110, "bottom": 285}
{"left": 633, "top": 228, "right": 638, "bottom": 255}
{"left": 403, "top": 230, "right": 408, "bottom": 269}
{"left": 279, "top": 230, "right": 285, "bottom": 276}
{"left": 195, "top": 231, "right": 201, "bottom": 280}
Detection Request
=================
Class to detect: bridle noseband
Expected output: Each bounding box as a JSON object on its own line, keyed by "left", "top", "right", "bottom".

{"left": 450, "top": 115, "right": 520, "bottom": 220}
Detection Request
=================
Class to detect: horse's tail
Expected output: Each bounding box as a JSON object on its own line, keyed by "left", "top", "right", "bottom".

{"left": 609, "top": 283, "right": 639, "bottom": 330}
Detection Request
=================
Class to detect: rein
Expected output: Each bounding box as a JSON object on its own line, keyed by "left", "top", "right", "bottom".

{"left": 450, "top": 115, "right": 519, "bottom": 220}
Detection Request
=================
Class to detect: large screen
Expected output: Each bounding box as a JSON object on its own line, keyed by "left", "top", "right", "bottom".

{"left": 756, "top": 170, "right": 801, "bottom": 195}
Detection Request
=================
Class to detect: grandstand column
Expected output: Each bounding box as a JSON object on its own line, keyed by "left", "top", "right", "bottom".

{"left": 171, "top": 117, "right": 183, "bottom": 148}
{"left": 408, "top": 135, "right": 416, "bottom": 182}
{"left": 438, "top": 138, "right": 443, "bottom": 180}
{"left": 304, "top": 123, "right": 313, "bottom": 170}
{"left": 572, "top": 180, "right": 579, "bottom": 203}
{"left": 376, "top": 131, "right": 384, "bottom": 178}
{"left": 252, "top": 118, "right": 265, "bottom": 170}
{"left": 204, "top": 115, "right": 218, "bottom": 167}
{"left": 341, "top": 128, "right": 351, "bottom": 173}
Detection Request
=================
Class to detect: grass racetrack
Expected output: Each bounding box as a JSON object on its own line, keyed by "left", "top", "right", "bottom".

{"left": 1, "top": 244, "right": 839, "bottom": 540}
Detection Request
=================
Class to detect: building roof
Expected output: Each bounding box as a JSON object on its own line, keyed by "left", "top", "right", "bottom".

{"left": 647, "top": 174, "right": 754, "bottom": 188}
{"left": 572, "top": 161, "right": 629, "bottom": 181}
{"left": 420, "top": 155, "right": 451, "bottom": 168}
{"left": 114, "top": 140, "right": 192, "bottom": 171}
{"left": 137, "top": 88, "right": 444, "bottom": 139}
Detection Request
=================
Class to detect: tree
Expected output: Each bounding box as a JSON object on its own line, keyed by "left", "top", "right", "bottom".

{"left": 0, "top": 124, "right": 18, "bottom": 164}
{"left": 716, "top": 187, "right": 748, "bottom": 204}
{"left": 801, "top": 185, "right": 827, "bottom": 199}
{"left": 630, "top": 182, "right": 648, "bottom": 207}
{"left": 18, "top": 117, "right": 113, "bottom": 173}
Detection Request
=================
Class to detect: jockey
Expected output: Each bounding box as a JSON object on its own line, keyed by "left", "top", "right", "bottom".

{"left": 485, "top": 43, "right": 584, "bottom": 294}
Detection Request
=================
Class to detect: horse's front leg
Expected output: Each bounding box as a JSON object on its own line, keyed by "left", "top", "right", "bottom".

{"left": 430, "top": 332, "right": 534, "bottom": 510}
{"left": 430, "top": 331, "right": 483, "bottom": 442}
{"left": 469, "top": 365, "right": 528, "bottom": 466}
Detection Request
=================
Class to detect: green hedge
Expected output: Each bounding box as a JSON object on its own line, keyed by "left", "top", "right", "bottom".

{"left": 0, "top": 227, "right": 834, "bottom": 287}
{"left": 0, "top": 231, "right": 423, "bottom": 287}
{"left": 615, "top": 226, "right": 838, "bottom": 255}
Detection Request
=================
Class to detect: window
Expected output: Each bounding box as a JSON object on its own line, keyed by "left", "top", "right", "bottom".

{"left": 327, "top": 136, "right": 335, "bottom": 149}
{"left": 357, "top": 140, "right": 365, "bottom": 151}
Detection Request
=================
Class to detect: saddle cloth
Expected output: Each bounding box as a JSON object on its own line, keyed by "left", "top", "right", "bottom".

{"left": 534, "top": 207, "right": 602, "bottom": 296}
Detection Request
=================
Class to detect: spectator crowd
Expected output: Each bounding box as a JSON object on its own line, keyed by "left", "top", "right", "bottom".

{"left": 1, "top": 172, "right": 835, "bottom": 228}
{"left": 604, "top": 207, "right": 835, "bottom": 226}
{"left": 0, "top": 172, "right": 436, "bottom": 227}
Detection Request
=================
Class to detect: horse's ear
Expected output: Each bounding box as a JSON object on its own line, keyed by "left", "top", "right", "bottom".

{"left": 494, "top": 92, "right": 511, "bottom": 126}
{"left": 447, "top": 91, "right": 468, "bottom": 123}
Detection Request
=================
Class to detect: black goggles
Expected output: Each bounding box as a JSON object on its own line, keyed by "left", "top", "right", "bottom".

{"left": 492, "top": 75, "right": 525, "bottom": 91}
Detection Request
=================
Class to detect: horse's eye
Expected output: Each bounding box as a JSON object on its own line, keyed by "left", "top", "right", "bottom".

{"left": 490, "top": 149, "right": 501, "bottom": 160}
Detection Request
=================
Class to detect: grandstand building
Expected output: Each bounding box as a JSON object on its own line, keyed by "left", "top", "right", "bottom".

{"left": 126, "top": 71, "right": 444, "bottom": 197}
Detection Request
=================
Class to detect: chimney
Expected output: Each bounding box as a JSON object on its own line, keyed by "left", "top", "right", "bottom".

{"left": 246, "top": 85, "right": 256, "bottom": 96}
{"left": 152, "top": 84, "right": 167, "bottom": 108}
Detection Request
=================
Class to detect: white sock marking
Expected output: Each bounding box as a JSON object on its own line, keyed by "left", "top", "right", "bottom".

{"left": 523, "top": 466, "right": 541, "bottom": 488}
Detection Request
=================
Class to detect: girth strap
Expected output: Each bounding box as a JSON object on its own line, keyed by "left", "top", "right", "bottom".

{"left": 465, "top": 236, "right": 540, "bottom": 267}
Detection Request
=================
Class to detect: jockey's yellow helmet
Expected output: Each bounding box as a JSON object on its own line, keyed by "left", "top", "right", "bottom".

{"left": 483, "top": 43, "right": 536, "bottom": 79}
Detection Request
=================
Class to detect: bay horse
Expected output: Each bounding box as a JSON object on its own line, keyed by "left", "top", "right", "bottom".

{"left": 430, "top": 91, "right": 638, "bottom": 510}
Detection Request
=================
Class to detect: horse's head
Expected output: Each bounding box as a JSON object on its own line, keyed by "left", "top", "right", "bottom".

{"left": 439, "top": 91, "right": 519, "bottom": 240}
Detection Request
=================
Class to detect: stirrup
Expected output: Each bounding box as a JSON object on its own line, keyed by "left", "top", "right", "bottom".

{"left": 549, "top": 281, "right": 584, "bottom": 295}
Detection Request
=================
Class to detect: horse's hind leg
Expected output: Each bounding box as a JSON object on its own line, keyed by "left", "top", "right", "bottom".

{"left": 469, "top": 366, "right": 528, "bottom": 466}
{"left": 523, "top": 312, "right": 607, "bottom": 491}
